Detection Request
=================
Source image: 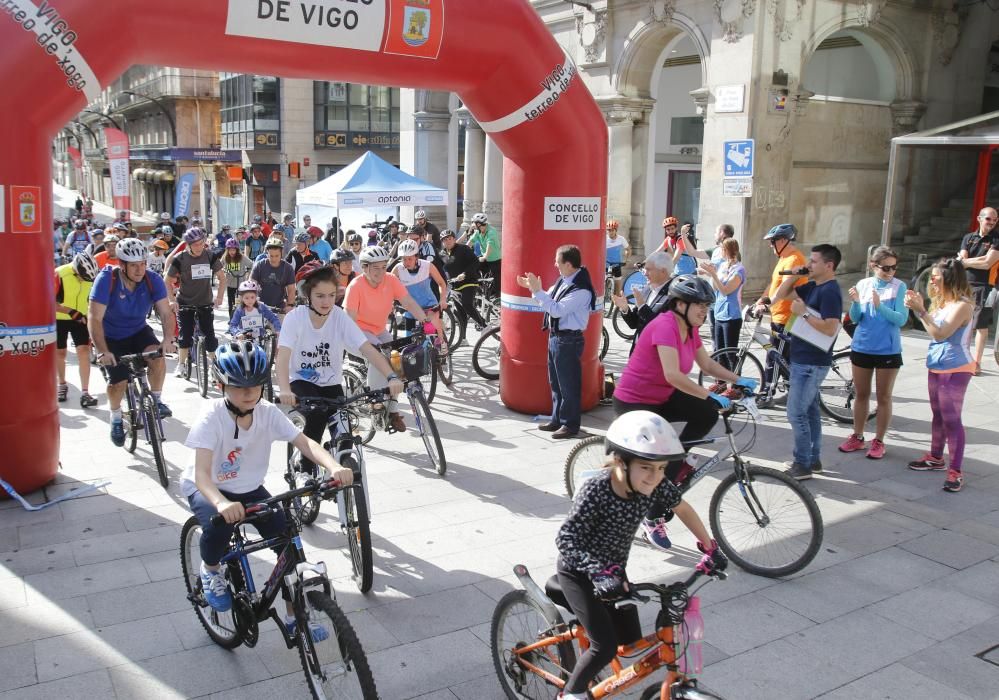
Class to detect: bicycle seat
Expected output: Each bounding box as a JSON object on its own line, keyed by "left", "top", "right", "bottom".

{"left": 544, "top": 575, "right": 571, "bottom": 610}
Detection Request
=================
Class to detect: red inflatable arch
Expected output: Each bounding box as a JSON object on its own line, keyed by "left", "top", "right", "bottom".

{"left": 0, "top": 0, "right": 607, "bottom": 492}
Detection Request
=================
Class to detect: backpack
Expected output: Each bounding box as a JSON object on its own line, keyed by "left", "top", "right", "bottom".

{"left": 108, "top": 267, "right": 154, "bottom": 297}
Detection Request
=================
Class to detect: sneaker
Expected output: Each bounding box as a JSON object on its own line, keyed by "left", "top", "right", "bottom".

{"left": 838, "top": 434, "right": 865, "bottom": 453}
{"left": 156, "top": 400, "right": 172, "bottom": 418}
{"left": 57, "top": 383, "right": 68, "bottom": 402}
{"left": 199, "top": 563, "right": 232, "bottom": 612}
{"left": 641, "top": 517, "right": 673, "bottom": 550}
{"left": 866, "top": 439, "right": 886, "bottom": 460}
{"left": 908, "top": 454, "right": 946, "bottom": 471}
{"left": 786, "top": 463, "right": 813, "bottom": 481}
{"left": 174, "top": 362, "right": 187, "bottom": 378}
{"left": 286, "top": 618, "right": 329, "bottom": 642}
{"left": 943, "top": 470, "right": 963, "bottom": 492}
{"left": 784, "top": 459, "right": 822, "bottom": 473}
{"left": 80, "top": 392, "right": 98, "bottom": 408}
{"left": 389, "top": 412, "right": 406, "bottom": 432}
{"left": 110, "top": 420, "right": 126, "bottom": 447}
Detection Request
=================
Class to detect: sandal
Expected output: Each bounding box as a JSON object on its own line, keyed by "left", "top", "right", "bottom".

{"left": 57, "top": 383, "right": 68, "bottom": 402}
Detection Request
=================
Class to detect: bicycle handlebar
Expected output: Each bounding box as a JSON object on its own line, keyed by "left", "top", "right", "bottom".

{"left": 621, "top": 567, "right": 726, "bottom": 606}
{"left": 208, "top": 476, "right": 358, "bottom": 527}
{"left": 117, "top": 349, "right": 164, "bottom": 363}
{"left": 292, "top": 390, "right": 388, "bottom": 414}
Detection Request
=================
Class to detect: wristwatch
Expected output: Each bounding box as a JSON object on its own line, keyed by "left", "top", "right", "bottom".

{"left": 387, "top": 373, "right": 399, "bottom": 381}
{"left": 802, "top": 311, "right": 812, "bottom": 319}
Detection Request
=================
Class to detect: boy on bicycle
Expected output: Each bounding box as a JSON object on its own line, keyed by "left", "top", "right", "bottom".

{"left": 555, "top": 411, "right": 727, "bottom": 699}
{"left": 182, "top": 340, "right": 353, "bottom": 639}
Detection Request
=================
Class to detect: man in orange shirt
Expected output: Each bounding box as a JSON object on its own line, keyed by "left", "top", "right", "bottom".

{"left": 753, "top": 224, "right": 807, "bottom": 394}
{"left": 94, "top": 234, "right": 121, "bottom": 269}
{"left": 342, "top": 245, "right": 432, "bottom": 431}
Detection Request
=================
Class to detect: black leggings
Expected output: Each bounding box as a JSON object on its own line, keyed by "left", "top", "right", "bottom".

{"left": 226, "top": 287, "right": 238, "bottom": 318}
{"left": 557, "top": 565, "right": 620, "bottom": 695}
{"left": 454, "top": 285, "right": 488, "bottom": 335}
{"left": 613, "top": 391, "right": 718, "bottom": 519}
{"left": 178, "top": 305, "right": 219, "bottom": 352}
{"left": 290, "top": 380, "right": 343, "bottom": 471}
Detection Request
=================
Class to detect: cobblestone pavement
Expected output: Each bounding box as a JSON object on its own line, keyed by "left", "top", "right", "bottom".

{"left": 1, "top": 313, "right": 998, "bottom": 699}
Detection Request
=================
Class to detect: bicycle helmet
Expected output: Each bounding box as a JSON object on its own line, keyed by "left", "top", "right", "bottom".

{"left": 662, "top": 216, "right": 679, "bottom": 228}
{"left": 249, "top": 223, "right": 262, "bottom": 231}
{"left": 113, "top": 222, "right": 128, "bottom": 232}
{"left": 605, "top": 411, "right": 685, "bottom": 498}
{"left": 472, "top": 212, "right": 488, "bottom": 225}
{"left": 764, "top": 223, "right": 797, "bottom": 241}
{"left": 347, "top": 232, "right": 362, "bottom": 244}
{"left": 397, "top": 240, "right": 420, "bottom": 257}
{"left": 359, "top": 245, "right": 389, "bottom": 264}
{"left": 116, "top": 238, "right": 148, "bottom": 263}
{"left": 213, "top": 340, "right": 270, "bottom": 388}
{"left": 220, "top": 224, "right": 232, "bottom": 232}
{"left": 367, "top": 229, "right": 378, "bottom": 238}
{"left": 265, "top": 236, "right": 284, "bottom": 250}
{"left": 237, "top": 280, "right": 261, "bottom": 294}
{"left": 253, "top": 214, "right": 263, "bottom": 223}
{"left": 293, "top": 231, "right": 311, "bottom": 244}
{"left": 441, "top": 229, "right": 456, "bottom": 239}
{"left": 153, "top": 239, "right": 170, "bottom": 251}
{"left": 160, "top": 212, "right": 171, "bottom": 221}
{"left": 224, "top": 238, "right": 239, "bottom": 249}
{"left": 74, "top": 219, "right": 87, "bottom": 230}
{"left": 606, "top": 219, "right": 619, "bottom": 230}
{"left": 72, "top": 252, "right": 99, "bottom": 282}
{"left": 667, "top": 275, "right": 715, "bottom": 305}
{"left": 103, "top": 234, "right": 121, "bottom": 245}
{"left": 182, "top": 227, "right": 206, "bottom": 244}
{"left": 331, "top": 248, "right": 355, "bottom": 264}
{"left": 295, "top": 260, "right": 326, "bottom": 284}
{"left": 415, "top": 210, "right": 427, "bottom": 219}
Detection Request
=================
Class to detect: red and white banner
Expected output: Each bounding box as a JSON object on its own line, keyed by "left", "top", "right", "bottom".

{"left": 104, "top": 128, "right": 131, "bottom": 217}
{"left": 66, "top": 146, "right": 83, "bottom": 190}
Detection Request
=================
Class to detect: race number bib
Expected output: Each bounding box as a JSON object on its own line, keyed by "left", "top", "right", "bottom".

{"left": 190, "top": 264, "right": 212, "bottom": 280}
{"left": 241, "top": 315, "right": 263, "bottom": 330}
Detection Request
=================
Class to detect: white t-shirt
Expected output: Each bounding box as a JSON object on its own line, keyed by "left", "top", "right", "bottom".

{"left": 278, "top": 304, "right": 367, "bottom": 386}
{"left": 181, "top": 399, "right": 300, "bottom": 497}
{"left": 605, "top": 235, "right": 628, "bottom": 265}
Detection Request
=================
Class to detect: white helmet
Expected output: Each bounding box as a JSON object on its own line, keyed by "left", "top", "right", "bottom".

{"left": 605, "top": 411, "right": 685, "bottom": 462}
{"left": 103, "top": 234, "right": 121, "bottom": 245}
{"left": 72, "top": 252, "right": 99, "bottom": 282}
{"left": 238, "top": 280, "right": 261, "bottom": 294}
{"left": 116, "top": 238, "right": 149, "bottom": 263}
{"left": 415, "top": 210, "right": 427, "bottom": 219}
{"left": 397, "top": 240, "right": 420, "bottom": 257}
{"left": 472, "top": 212, "right": 488, "bottom": 225}
{"left": 359, "top": 245, "right": 389, "bottom": 264}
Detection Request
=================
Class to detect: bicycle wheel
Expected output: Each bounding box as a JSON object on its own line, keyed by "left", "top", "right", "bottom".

{"left": 611, "top": 307, "right": 635, "bottom": 341}
{"left": 436, "top": 342, "right": 454, "bottom": 387}
{"left": 491, "top": 590, "right": 576, "bottom": 700}
{"left": 123, "top": 383, "right": 139, "bottom": 454}
{"left": 197, "top": 338, "right": 209, "bottom": 398}
{"left": 442, "top": 306, "right": 458, "bottom": 348}
{"left": 819, "top": 351, "right": 876, "bottom": 424}
{"left": 472, "top": 325, "right": 501, "bottom": 380}
{"left": 563, "top": 435, "right": 607, "bottom": 498}
{"left": 697, "top": 348, "right": 764, "bottom": 391}
{"left": 709, "top": 464, "right": 823, "bottom": 578}
{"left": 410, "top": 388, "right": 447, "bottom": 476}
{"left": 341, "top": 463, "right": 373, "bottom": 593}
{"left": 599, "top": 325, "right": 610, "bottom": 361}
{"left": 287, "top": 417, "right": 321, "bottom": 526}
{"left": 183, "top": 347, "right": 193, "bottom": 381}
{"left": 603, "top": 278, "right": 614, "bottom": 318}
{"left": 297, "top": 591, "right": 379, "bottom": 700}
{"left": 342, "top": 368, "right": 376, "bottom": 445}
{"left": 143, "top": 395, "right": 169, "bottom": 489}
{"left": 425, "top": 358, "right": 438, "bottom": 404}
{"left": 180, "top": 516, "right": 241, "bottom": 649}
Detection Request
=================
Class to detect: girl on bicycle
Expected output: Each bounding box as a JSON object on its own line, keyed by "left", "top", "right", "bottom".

{"left": 839, "top": 246, "right": 907, "bottom": 459}
{"left": 903, "top": 258, "right": 974, "bottom": 493}
{"left": 276, "top": 262, "right": 403, "bottom": 472}
{"left": 393, "top": 239, "right": 450, "bottom": 352}
{"left": 228, "top": 280, "right": 282, "bottom": 342}
{"left": 613, "top": 275, "right": 757, "bottom": 550}
{"left": 221, "top": 238, "right": 253, "bottom": 318}
{"left": 182, "top": 340, "right": 353, "bottom": 638}
{"left": 555, "top": 411, "right": 727, "bottom": 700}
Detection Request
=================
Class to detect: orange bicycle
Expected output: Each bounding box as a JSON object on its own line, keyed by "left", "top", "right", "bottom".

{"left": 491, "top": 564, "right": 726, "bottom": 699}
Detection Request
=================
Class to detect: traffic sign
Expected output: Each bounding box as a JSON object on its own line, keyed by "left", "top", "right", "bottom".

{"left": 723, "top": 139, "right": 754, "bottom": 178}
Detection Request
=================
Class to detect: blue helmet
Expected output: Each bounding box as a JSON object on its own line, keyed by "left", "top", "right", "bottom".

{"left": 212, "top": 341, "right": 270, "bottom": 388}
{"left": 764, "top": 223, "right": 797, "bottom": 241}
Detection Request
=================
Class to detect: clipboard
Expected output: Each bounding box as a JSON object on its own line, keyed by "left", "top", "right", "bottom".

{"left": 789, "top": 305, "right": 840, "bottom": 352}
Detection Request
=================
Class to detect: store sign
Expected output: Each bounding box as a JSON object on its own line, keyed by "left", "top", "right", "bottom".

{"left": 225, "top": 0, "right": 386, "bottom": 52}
{"left": 252, "top": 133, "right": 280, "bottom": 149}
{"left": 715, "top": 85, "right": 745, "bottom": 113}
{"left": 315, "top": 132, "right": 347, "bottom": 148}
{"left": 543, "top": 197, "right": 601, "bottom": 230}
{"left": 349, "top": 132, "right": 400, "bottom": 149}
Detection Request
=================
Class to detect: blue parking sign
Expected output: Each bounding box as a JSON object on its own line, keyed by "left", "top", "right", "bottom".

{"left": 723, "top": 139, "right": 754, "bottom": 178}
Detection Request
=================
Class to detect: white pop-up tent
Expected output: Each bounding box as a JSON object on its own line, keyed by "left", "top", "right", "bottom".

{"left": 296, "top": 151, "right": 448, "bottom": 236}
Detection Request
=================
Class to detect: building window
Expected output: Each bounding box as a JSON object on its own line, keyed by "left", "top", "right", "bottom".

{"left": 220, "top": 73, "right": 281, "bottom": 150}
{"left": 313, "top": 82, "right": 400, "bottom": 149}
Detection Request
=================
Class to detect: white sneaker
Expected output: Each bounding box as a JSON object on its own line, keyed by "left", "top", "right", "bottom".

{"left": 174, "top": 362, "right": 187, "bottom": 378}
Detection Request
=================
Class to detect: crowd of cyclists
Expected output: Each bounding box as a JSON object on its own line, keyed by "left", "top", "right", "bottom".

{"left": 47, "top": 198, "right": 988, "bottom": 698}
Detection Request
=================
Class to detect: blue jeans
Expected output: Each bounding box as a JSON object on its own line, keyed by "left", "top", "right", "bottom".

{"left": 188, "top": 485, "right": 287, "bottom": 566}
{"left": 548, "top": 332, "right": 584, "bottom": 431}
{"left": 786, "top": 362, "right": 830, "bottom": 467}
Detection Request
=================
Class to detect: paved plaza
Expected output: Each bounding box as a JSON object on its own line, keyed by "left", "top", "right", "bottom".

{"left": 1, "top": 315, "right": 998, "bottom": 699}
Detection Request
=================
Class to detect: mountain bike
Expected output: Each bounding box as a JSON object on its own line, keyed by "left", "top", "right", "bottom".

{"left": 389, "top": 307, "right": 452, "bottom": 400}
{"left": 472, "top": 323, "right": 610, "bottom": 381}
{"left": 102, "top": 349, "right": 169, "bottom": 489}
{"left": 564, "top": 392, "right": 823, "bottom": 578}
{"left": 285, "top": 390, "right": 387, "bottom": 592}
{"left": 179, "top": 304, "right": 213, "bottom": 398}
{"left": 179, "top": 477, "right": 379, "bottom": 699}
{"left": 492, "top": 563, "right": 727, "bottom": 700}
{"left": 698, "top": 305, "right": 874, "bottom": 424}
{"left": 342, "top": 333, "right": 447, "bottom": 476}
{"left": 231, "top": 329, "right": 278, "bottom": 402}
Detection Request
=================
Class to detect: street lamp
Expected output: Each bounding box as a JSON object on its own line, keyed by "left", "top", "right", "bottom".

{"left": 81, "top": 108, "right": 123, "bottom": 131}
{"left": 120, "top": 90, "right": 177, "bottom": 146}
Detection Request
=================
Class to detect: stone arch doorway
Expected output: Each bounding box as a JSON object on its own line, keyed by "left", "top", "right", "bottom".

{"left": 0, "top": 0, "right": 607, "bottom": 492}
{"left": 609, "top": 14, "right": 710, "bottom": 258}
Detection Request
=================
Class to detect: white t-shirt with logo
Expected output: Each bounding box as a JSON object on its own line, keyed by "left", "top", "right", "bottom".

{"left": 181, "top": 399, "right": 300, "bottom": 497}
{"left": 278, "top": 305, "right": 367, "bottom": 386}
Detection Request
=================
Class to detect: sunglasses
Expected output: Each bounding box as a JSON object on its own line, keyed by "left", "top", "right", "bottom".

{"left": 874, "top": 264, "right": 897, "bottom": 272}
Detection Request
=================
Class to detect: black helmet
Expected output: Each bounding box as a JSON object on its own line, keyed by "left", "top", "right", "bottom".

{"left": 764, "top": 223, "right": 797, "bottom": 241}
{"left": 331, "top": 249, "right": 355, "bottom": 264}
{"left": 667, "top": 275, "right": 715, "bottom": 305}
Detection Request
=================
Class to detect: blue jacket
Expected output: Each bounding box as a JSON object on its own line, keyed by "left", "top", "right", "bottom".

{"left": 849, "top": 277, "right": 906, "bottom": 356}
{"left": 229, "top": 302, "right": 282, "bottom": 340}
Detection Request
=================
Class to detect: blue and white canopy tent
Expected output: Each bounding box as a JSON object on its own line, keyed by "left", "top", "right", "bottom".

{"left": 296, "top": 151, "right": 448, "bottom": 238}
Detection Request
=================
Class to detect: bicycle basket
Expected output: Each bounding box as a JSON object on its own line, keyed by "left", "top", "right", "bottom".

{"left": 400, "top": 341, "right": 432, "bottom": 381}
